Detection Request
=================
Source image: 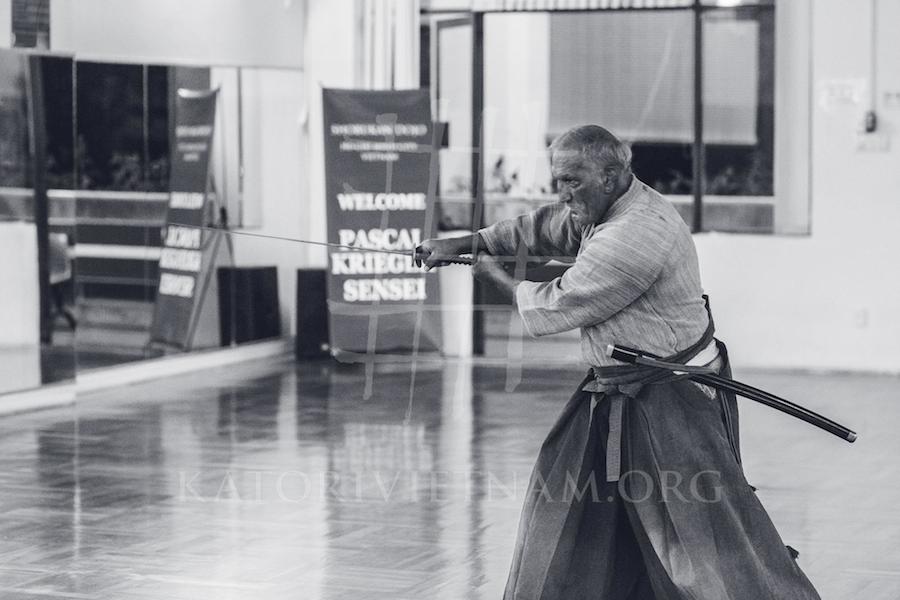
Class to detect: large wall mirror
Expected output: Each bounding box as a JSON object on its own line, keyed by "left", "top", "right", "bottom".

{"left": 0, "top": 50, "right": 76, "bottom": 397}
{"left": 71, "top": 61, "right": 304, "bottom": 374}
{"left": 0, "top": 49, "right": 304, "bottom": 399}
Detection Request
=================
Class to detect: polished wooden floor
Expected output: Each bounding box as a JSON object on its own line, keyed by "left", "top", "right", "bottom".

{"left": 0, "top": 357, "right": 895, "bottom": 599}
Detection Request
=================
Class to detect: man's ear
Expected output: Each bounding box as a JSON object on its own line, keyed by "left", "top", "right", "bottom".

{"left": 601, "top": 166, "right": 619, "bottom": 193}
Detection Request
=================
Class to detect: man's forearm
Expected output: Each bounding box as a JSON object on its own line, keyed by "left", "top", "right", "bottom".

{"left": 450, "top": 232, "right": 489, "bottom": 256}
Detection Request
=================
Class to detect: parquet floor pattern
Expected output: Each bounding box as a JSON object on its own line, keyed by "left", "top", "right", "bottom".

{"left": 0, "top": 357, "right": 894, "bottom": 599}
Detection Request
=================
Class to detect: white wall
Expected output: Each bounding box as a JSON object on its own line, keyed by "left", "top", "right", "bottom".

{"left": 0, "top": 222, "right": 40, "bottom": 347}
{"left": 301, "top": 0, "right": 360, "bottom": 269}
{"left": 0, "top": 0, "right": 10, "bottom": 47}
{"left": 227, "top": 0, "right": 360, "bottom": 337}
{"left": 772, "top": 0, "right": 812, "bottom": 234}
{"left": 50, "top": 0, "right": 304, "bottom": 67}
{"left": 696, "top": 0, "right": 900, "bottom": 372}
{"left": 232, "top": 69, "right": 308, "bottom": 336}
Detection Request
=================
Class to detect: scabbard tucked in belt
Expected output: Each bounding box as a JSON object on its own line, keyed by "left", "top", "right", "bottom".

{"left": 586, "top": 301, "right": 720, "bottom": 481}
{"left": 584, "top": 338, "right": 717, "bottom": 481}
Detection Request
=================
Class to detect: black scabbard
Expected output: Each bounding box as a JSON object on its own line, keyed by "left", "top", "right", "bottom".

{"left": 607, "top": 344, "right": 857, "bottom": 444}
{"left": 689, "top": 372, "right": 856, "bottom": 443}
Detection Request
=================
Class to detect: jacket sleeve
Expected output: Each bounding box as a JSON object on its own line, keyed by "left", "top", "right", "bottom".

{"left": 515, "top": 214, "right": 676, "bottom": 336}
{"left": 477, "top": 202, "right": 581, "bottom": 261}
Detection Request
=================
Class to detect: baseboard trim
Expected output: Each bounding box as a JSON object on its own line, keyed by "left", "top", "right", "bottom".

{"left": 0, "top": 339, "right": 292, "bottom": 415}
{"left": 0, "top": 382, "right": 76, "bottom": 416}
{"left": 76, "top": 339, "right": 292, "bottom": 396}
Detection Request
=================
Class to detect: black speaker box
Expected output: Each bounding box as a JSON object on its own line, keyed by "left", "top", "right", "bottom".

{"left": 295, "top": 269, "right": 330, "bottom": 359}
{"left": 217, "top": 266, "right": 281, "bottom": 346}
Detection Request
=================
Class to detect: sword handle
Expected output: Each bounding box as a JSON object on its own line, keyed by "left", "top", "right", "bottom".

{"left": 412, "top": 248, "right": 474, "bottom": 267}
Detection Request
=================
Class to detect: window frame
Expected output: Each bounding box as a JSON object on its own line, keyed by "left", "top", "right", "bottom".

{"left": 423, "top": 0, "right": 785, "bottom": 235}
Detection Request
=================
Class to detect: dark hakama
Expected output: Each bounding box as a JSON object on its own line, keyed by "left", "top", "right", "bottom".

{"left": 502, "top": 338, "right": 822, "bottom": 600}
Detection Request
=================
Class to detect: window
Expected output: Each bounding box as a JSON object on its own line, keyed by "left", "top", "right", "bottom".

{"left": 424, "top": 0, "right": 809, "bottom": 359}
{"left": 76, "top": 62, "right": 176, "bottom": 193}
{"left": 425, "top": 0, "right": 810, "bottom": 236}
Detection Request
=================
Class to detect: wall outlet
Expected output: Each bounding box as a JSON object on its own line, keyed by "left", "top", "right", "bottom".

{"left": 818, "top": 79, "right": 865, "bottom": 110}
{"left": 885, "top": 91, "right": 900, "bottom": 109}
{"left": 852, "top": 308, "right": 869, "bottom": 329}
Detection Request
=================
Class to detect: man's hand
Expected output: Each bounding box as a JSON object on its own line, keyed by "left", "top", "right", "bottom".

{"left": 416, "top": 234, "right": 482, "bottom": 270}
{"left": 473, "top": 254, "right": 518, "bottom": 305}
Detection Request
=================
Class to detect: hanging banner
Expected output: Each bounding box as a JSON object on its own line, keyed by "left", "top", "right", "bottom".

{"left": 149, "top": 88, "right": 219, "bottom": 349}
{"left": 322, "top": 88, "right": 442, "bottom": 354}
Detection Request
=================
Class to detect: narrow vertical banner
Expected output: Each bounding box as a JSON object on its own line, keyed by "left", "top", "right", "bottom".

{"left": 149, "top": 88, "right": 218, "bottom": 349}
{"left": 322, "top": 88, "right": 442, "bottom": 354}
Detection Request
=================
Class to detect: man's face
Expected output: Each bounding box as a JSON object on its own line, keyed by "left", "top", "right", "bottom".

{"left": 551, "top": 149, "right": 611, "bottom": 226}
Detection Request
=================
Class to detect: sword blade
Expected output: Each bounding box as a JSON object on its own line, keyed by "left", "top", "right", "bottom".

{"left": 166, "top": 223, "right": 476, "bottom": 266}
{"left": 167, "top": 222, "right": 418, "bottom": 258}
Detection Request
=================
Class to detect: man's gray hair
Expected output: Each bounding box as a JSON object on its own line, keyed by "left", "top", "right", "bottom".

{"left": 550, "top": 125, "right": 632, "bottom": 171}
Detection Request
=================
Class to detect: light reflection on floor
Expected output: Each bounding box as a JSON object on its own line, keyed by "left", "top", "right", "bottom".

{"left": 0, "top": 356, "right": 895, "bottom": 599}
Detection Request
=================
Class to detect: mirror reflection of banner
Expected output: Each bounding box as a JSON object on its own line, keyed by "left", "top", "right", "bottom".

{"left": 322, "top": 88, "right": 442, "bottom": 354}
{"left": 149, "top": 88, "right": 218, "bottom": 349}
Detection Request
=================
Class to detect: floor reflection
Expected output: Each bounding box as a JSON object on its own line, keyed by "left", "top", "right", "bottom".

{"left": 216, "top": 373, "right": 283, "bottom": 443}
{"left": 0, "top": 357, "right": 894, "bottom": 598}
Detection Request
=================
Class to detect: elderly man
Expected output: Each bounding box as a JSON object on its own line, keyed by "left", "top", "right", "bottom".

{"left": 418, "top": 126, "right": 820, "bottom": 600}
